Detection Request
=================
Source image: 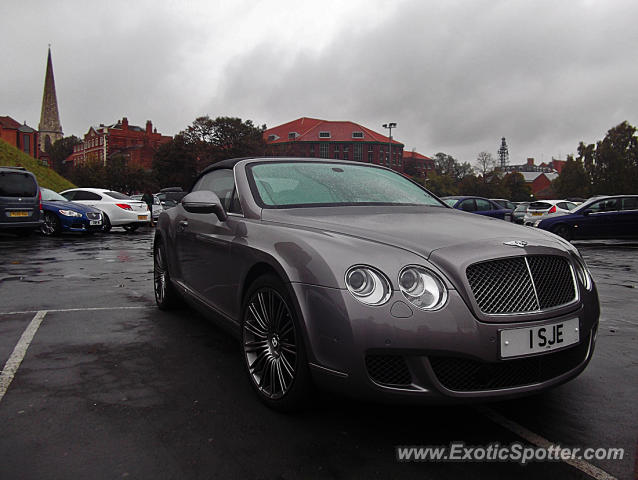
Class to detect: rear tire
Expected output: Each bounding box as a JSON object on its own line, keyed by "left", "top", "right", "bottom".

{"left": 153, "top": 241, "right": 181, "bottom": 310}
{"left": 240, "top": 274, "right": 312, "bottom": 411}
{"left": 553, "top": 224, "right": 572, "bottom": 241}
{"left": 102, "top": 213, "right": 112, "bottom": 233}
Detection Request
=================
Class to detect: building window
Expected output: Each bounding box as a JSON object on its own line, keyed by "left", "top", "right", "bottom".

{"left": 343, "top": 145, "right": 349, "bottom": 161}
{"left": 319, "top": 143, "right": 329, "bottom": 158}
{"left": 334, "top": 145, "right": 340, "bottom": 159}
{"left": 368, "top": 151, "right": 373, "bottom": 163}
{"left": 352, "top": 131, "right": 364, "bottom": 139}
{"left": 319, "top": 131, "right": 331, "bottom": 139}
{"left": 353, "top": 143, "right": 362, "bottom": 162}
{"left": 288, "top": 132, "right": 298, "bottom": 140}
{"left": 23, "top": 135, "right": 30, "bottom": 154}
{"left": 268, "top": 134, "right": 279, "bottom": 142}
{"left": 310, "top": 144, "right": 315, "bottom": 156}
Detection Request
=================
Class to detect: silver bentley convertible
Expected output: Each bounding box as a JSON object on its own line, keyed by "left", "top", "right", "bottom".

{"left": 153, "top": 158, "right": 600, "bottom": 410}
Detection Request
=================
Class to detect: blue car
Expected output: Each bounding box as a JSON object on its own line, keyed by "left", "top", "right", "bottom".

{"left": 40, "top": 187, "right": 103, "bottom": 235}
{"left": 536, "top": 195, "right": 638, "bottom": 240}
{"left": 441, "top": 196, "right": 513, "bottom": 221}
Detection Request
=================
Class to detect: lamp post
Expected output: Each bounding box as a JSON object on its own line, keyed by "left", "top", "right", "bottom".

{"left": 382, "top": 122, "right": 396, "bottom": 167}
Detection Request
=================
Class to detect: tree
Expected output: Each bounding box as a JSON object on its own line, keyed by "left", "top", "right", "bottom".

{"left": 475, "top": 151, "right": 495, "bottom": 178}
{"left": 502, "top": 172, "right": 532, "bottom": 201}
{"left": 152, "top": 134, "right": 199, "bottom": 190}
{"left": 68, "top": 160, "right": 106, "bottom": 188}
{"left": 433, "top": 152, "right": 473, "bottom": 181}
{"left": 46, "top": 135, "right": 81, "bottom": 173}
{"left": 579, "top": 121, "right": 638, "bottom": 195}
{"left": 552, "top": 155, "right": 590, "bottom": 198}
{"left": 426, "top": 171, "right": 459, "bottom": 197}
{"left": 179, "top": 115, "right": 267, "bottom": 171}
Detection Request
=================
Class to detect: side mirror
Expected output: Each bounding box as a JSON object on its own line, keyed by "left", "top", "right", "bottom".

{"left": 181, "top": 190, "right": 228, "bottom": 222}
{"left": 582, "top": 209, "right": 592, "bottom": 217}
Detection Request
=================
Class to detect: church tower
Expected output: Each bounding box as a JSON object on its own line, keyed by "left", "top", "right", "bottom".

{"left": 38, "top": 46, "right": 63, "bottom": 153}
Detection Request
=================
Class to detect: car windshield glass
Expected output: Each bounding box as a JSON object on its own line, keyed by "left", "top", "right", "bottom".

{"left": 41, "top": 188, "right": 67, "bottom": 201}
{"left": 104, "top": 191, "right": 131, "bottom": 200}
{"left": 514, "top": 204, "right": 528, "bottom": 212}
{"left": 443, "top": 198, "right": 458, "bottom": 207}
{"left": 0, "top": 171, "right": 37, "bottom": 197}
{"left": 248, "top": 162, "right": 443, "bottom": 208}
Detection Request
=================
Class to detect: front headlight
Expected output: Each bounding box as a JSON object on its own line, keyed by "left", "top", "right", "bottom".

{"left": 573, "top": 255, "right": 593, "bottom": 291}
{"left": 398, "top": 266, "right": 447, "bottom": 310}
{"left": 58, "top": 209, "right": 82, "bottom": 217}
{"left": 345, "top": 266, "right": 392, "bottom": 306}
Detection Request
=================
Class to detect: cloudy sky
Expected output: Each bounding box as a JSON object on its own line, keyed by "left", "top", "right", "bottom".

{"left": 2, "top": 0, "right": 637, "bottom": 166}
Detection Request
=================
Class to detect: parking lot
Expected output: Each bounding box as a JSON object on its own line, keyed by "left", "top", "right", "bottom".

{"left": 0, "top": 228, "right": 636, "bottom": 480}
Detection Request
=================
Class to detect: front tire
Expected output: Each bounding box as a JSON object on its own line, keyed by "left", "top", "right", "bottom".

{"left": 102, "top": 213, "right": 112, "bottom": 232}
{"left": 41, "top": 212, "right": 61, "bottom": 236}
{"left": 241, "top": 274, "right": 312, "bottom": 411}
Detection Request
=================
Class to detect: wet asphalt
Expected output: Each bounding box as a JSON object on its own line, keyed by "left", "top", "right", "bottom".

{"left": 0, "top": 228, "right": 636, "bottom": 480}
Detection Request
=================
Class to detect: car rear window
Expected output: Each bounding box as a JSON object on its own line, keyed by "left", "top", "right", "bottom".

{"left": 104, "top": 191, "right": 131, "bottom": 200}
{"left": 0, "top": 171, "right": 37, "bottom": 197}
{"left": 529, "top": 202, "right": 552, "bottom": 210}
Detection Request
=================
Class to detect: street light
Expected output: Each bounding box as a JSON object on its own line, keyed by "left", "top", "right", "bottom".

{"left": 382, "top": 122, "right": 397, "bottom": 167}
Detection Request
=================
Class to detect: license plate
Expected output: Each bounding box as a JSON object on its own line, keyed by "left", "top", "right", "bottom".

{"left": 532, "top": 212, "right": 543, "bottom": 216}
{"left": 90, "top": 220, "right": 102, "bottom": 225}
{"left": 500, "top": 318, "right": 580, "bottom": 358}
{"left": 138, "top": 215, "right": 147, "bottom": 220}
{"left": 9, "top": 211, "right": 29, "bottom": 217}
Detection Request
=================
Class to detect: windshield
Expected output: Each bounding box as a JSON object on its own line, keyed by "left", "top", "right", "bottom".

{"left": 41, "top": 188, "right": 67, "bottom": 201}
{"left": 248, "top": 162, "right": 443, "bottom": 208}
{"left": 104, "top": 191, "right": 131, "bottom": 200}
{"left": 443, "top": 198, "right": 459, "bottom": 207}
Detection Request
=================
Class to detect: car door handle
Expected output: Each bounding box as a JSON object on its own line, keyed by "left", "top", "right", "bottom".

{"left": 178, "top": 220, "right": 188, "bottom": 232}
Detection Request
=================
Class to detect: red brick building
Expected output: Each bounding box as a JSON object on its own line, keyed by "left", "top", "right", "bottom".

{"left": 264, "top": 117, "right": 405, "bottom": 171}
{"left": 66, "top": 117, "right": 172, "bottom": 170}
{"left": 402, "top": 150, "right": 435, "bottom": 177}
{"left": 0, "top": 116, "right": 39, "bottom": 159}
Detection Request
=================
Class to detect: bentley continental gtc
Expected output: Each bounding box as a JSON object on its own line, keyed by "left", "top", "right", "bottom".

{"left": 154, "top": 158, "right": 600, "bottom": 410}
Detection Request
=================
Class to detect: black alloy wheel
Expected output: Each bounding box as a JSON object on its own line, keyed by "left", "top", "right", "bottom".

{"left": 241, "top": 274, "right": 311, "bottom": 410}
{"left": 153, "top": 241, "right": 180, "bottom": 309}
{"left": 41, "top": 212, "right": 61, "bottom": 236}
{"left": 102, "top": 213, "right": 112, "bottom": 232}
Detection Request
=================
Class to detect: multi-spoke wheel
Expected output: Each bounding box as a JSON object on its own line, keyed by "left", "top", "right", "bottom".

{"left": 41, "top": 212, "right": 61, "bottom": 236}
{"left": 153, "top": 241, "right": 180, "bottom": 309}
{"left": 241, "top": 274, "right": 311, "bottom": 410}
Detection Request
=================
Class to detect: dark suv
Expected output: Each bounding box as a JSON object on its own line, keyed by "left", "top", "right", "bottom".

{"left": 0, "top": 166, "right": 43, "bottom": 236}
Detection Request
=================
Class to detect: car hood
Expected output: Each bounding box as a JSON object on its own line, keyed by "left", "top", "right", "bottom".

{"left": 261, "top": 205, "right": 565, "bottom": 259}
{"left": 43, "top": 200, "right": 101, "bottom": 213}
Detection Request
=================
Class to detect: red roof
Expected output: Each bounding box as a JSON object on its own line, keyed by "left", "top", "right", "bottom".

{"left": 0, "top": 116, "right": 22, "bottom": 130}
{"left": 403, "top": 150, "right": 432, "bottom": 160}
{"left": 264, "top": 117, "right": 403, "bottom": 146}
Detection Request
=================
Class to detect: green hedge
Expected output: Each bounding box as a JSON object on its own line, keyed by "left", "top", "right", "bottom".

{"left": 0, "top": 139, "right": 75, "bottom": 192}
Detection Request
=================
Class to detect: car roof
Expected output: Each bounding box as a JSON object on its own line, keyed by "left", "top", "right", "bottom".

{"left": 61, "top": 187, "right": 111, "bottom": 193}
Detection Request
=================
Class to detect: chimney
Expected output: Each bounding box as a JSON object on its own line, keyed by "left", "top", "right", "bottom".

{"left": 146, "top": 120, "right": 152, "bottom": 135}
{"left": 527, "top": 157, "right": 534, "bottom": 166}
{"left": 122, "top": 117, "right": 129, "bottom": 130}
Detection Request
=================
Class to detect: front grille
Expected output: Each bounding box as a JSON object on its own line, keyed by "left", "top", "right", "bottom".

{"left": 365, "top": 354, "right": 412, "bottom": 386}
{"left": 466, "top": 255, "right": 576, "bottom": 315}
{"left": 429, "top": 335, "right": 590, "bottom": 392}
{"left": 86, "top": 212, "right": 101, "bottom": 220}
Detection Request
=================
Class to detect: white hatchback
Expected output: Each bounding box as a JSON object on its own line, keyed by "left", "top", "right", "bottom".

{"left": 60, "top": 188, "right": 150, "bottom": 232}
{"left": 523, "top": 200, "right": 578, "bottom": 226}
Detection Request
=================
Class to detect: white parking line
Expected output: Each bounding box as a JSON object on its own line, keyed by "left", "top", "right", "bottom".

{"left": 0, "top": 306, "right": 153, "bottom": 315}
{"left": 0, "top": 310, "right": 47, "bottom": 404}
{"left": 477, "top": 406, "right": 618, "bottom": 480}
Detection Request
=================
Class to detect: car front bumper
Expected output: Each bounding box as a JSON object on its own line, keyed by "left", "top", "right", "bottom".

{"left": 292, "top": 283, "right": 599, "bottom": 403}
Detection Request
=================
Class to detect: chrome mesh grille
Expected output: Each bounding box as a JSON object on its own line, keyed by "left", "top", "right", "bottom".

{"left": 466, "top": 255, "right": 576, "bottom": 315}
{"left": 365, "top": 355, "right": 412, "bottom": 386}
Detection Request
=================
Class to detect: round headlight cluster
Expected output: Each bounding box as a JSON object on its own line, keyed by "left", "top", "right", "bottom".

{"left": 573, "top": 255, "right": 593, "bottom": 291}
{"left": 398, "top": 266, "right": 447, "bottom": 310}
{"left": 345, "top": 266, "right": 391, "bottom": 306}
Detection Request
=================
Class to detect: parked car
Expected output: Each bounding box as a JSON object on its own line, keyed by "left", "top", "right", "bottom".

{"left": 513, "top": 202, "right": 531, "bottom": 224}
{"left": 523, "top": 200, "right": 578, "bottom": 226}
{"left": 441, "top": 196, "right": 513, "bottom": 221}
{"left": 0, "top": 166, "right": 42, "bottom": 236}
{"left": 490, "top": 198, "right": 517, "bottom": 210}
{"left": 156, "top": 187, "right": 187, "bottom": 209}
{"left": 131, "top": 194, "right": 163, "bottom": 222}
{"left": 40, "top": 187, "right": 103, "bottom": 236}
{"left": 154, "top": 157, "right": 599, "bottom": 410}
{"left": 60, "top": 188, "right": 150, "bottom": 232}
{"left": 536, "top": 195, "right": 638, "bottom": 240}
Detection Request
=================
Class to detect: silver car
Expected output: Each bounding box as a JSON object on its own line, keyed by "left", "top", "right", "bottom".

{"left": 154, "top": 158, "right": 600, "bottom": 410}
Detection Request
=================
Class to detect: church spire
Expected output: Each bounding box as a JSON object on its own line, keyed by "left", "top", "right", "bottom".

{"left": 38, "top": 46, "right": 63, "bottom": 153}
